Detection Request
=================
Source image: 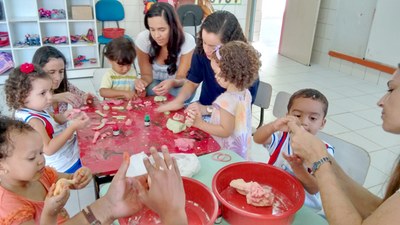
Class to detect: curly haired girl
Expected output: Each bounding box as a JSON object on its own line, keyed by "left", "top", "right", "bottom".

{"left": 5, "top": 63, "right": 90, "bottom": 173}
{"left": 0, "top": 116, "right": 92, "bottom": 224}
{"left": 186, "top": 41, "right": 261, "bottom": 158}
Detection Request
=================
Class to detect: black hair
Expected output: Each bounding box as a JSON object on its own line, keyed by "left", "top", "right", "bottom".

{"left": 144, "top": 2, "right": 185, "bottom": 75}
{"left": 196, "top": 10, "right": 247, "bottom": 55}
{"left": 104, "top": 37, "right": 136, "bottom": 65}
{"left": 0, "top": 116, "right": 35, "bottom": 160}
{"left": 32, "top": 46, "right": 68, "bottom": 94}
{"left": 287, "top": 88, "right": 329, "bottom": 117}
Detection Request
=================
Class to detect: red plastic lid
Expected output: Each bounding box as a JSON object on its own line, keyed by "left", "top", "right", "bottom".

{"left": 112, "top": 124, "right": 119, "bottom": 131}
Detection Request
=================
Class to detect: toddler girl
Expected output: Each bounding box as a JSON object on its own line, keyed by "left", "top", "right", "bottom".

{"left": 99, "top": 37, "right": 138, "bottom": 99}
{"left": 186, "top": 41, "right": 261, "bottom": 158}
{"left": 5, "top": 63, "right": 90, "bottom": 173}
{"left": 0, "top": 116, "right": 92, "bottom": 224}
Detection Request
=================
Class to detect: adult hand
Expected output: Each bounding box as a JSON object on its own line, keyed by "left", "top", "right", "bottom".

{"left": 135, "top": 78, "right": 148, "bottom": 94}
{"left": 71, "top": 167, "right": 92, "bottom": 189}
{"left": 123, "top": 91, "right": 138, "bottom": 100}
{"left": 153, "top": 80, "right": 174, "bottom": 96}
{"left": 136, "top": 146, "right": 187, "bottom": 225}
{"left": 84, "top": 92, "right": 97, "bottom": 105}
{"left": 103, "top": 152, "right": 144, "bottom": 220}
{"left": 156, "top": 99, "right": 184, "bottom": 113}
{"left": 287, "top": 120, "right": 328, "bottom": 167}
{"left": 52, "top": 92, "right": 82, "bottom": 107}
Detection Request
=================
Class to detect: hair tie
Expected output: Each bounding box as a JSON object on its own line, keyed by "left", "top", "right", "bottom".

{"left": 214, "top": 45, "right": 222, "bottom": 60}
{"left": 20, "top": 63, "right": 35, "bottom": 74}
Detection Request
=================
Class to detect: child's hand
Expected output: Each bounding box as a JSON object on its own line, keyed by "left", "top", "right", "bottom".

{"left": 71, "top": 112, "right": 90, "bottom": 130}
{"left": 71, "top": 167, "right": 92, "bottom": 189}
{"left": 63, "top": 109, "right": 81, "bottom": 120}
{"left": 185, "top": 103, "right": 202, "bottom": 127}
{"left": 152, "top": 80, "right": 173, "bottom": 96}
{"left": 135, "top": 78, "right": 148, "bottom": 93}
{"left": 124, "top": 91, "right": 137, "bottom": 100}
{"left": 41, "top": 183, "right": 70, "bottom": 224}
{"left": 272, "top": 117, "right": 290, "bottom": 132}
{"left": 282, "top": 153, "right": 304, "bottom": 170}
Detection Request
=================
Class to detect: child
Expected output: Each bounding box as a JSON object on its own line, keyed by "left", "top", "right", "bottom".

{"left": 0, "top": 116, "right": 92, "bottom": 224}
{"left": 186, "top": 41, "right": 261, "bottom": 159}
{"left": 5, "top": 63, "right": 90, "bottom": 173}
{"left": 99, "top": 37, "right": 138, "bottom": 99}
{"left": 253, "top": 88, "right": 334, "bottom": 215}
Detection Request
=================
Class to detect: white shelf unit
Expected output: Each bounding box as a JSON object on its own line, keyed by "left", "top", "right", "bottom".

{"left": 0, "top": 0, "right": 100, "bottom": 84}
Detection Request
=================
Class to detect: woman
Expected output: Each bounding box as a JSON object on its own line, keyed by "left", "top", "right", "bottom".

{"left": 135, "top": 2, "right": 195, "bottom": 97}
{"left": 286, "top": 66, "right": 400, "bottom": 224}
{"left": 157, "top": 10, "right": 260, "bottom": 114}
{"left": 32, "top": 46, "right": 93, "bottom": 114}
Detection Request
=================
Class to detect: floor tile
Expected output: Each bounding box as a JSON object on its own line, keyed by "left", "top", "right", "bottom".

{"left": 369, "top": 149, "right": 398, "bottom": 175}
{"left": 329, "top": 113, "right": 376, "bottom": 131}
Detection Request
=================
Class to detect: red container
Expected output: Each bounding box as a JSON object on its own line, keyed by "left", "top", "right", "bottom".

{"left": 103, "top": 28, "right": 125, "bottom": 39}
{"left": 212, "top": 162, "right": 305, "bottom": 225}
{"left": 119, "top": 177, "right": 218, "bottom": 225}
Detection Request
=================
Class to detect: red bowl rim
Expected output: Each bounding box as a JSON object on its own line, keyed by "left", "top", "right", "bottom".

{"left": 182, "top": 177, "right": 219, "bottom": 223}
{"left": 211, "top": 162, "right": 305, "bottom": 219}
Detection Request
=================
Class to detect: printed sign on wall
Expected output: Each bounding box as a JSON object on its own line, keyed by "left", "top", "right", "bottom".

{"left": 210, "top": 0, "right": 242, "bottom": 5}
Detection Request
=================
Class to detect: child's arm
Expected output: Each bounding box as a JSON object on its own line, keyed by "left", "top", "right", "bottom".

{"left": 41, "top": 183, "right": 70, "bottom": 225}
{"left": 99, "top": 88, "right": 137, "bottom": 100}
{"left": 188, "top": 106, "right": 235, "bottom": 138}
{"left": 283, "top": 153, "right": 319, "bottom": 194}
{"left": 253, "top": 117, "right": 291, "bottom": 145}
{"left": 28, "top": 113, "right": 90, "bottom": 156}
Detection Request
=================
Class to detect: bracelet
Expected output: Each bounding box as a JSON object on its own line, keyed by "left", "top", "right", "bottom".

{"left": 311, "top": 156, "right": 331, "bottom": 175}
{"left": 82, "top": 206, "right": 101, "bottom": 225}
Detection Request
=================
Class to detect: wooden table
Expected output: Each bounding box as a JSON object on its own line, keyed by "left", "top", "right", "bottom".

{"left": 77, "top": 96, "right": 220, "bottom": 176}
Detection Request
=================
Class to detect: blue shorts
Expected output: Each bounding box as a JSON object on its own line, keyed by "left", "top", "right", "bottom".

{"left": 64, "top": 159, "right": 82, "bottom": 174}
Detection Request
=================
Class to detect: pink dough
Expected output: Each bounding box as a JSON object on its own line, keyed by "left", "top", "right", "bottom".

{"left": 174, "top": 138, "right": 195, "bottom": 151}
{"left": 229, "top": 179, "right": 274, "bottom": 207}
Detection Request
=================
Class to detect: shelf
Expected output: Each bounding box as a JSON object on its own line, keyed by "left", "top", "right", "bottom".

{"left": 0, "top": 0, "right": 99, "bottom": 80}
{"left": 39, "top": 19, "right": 67, "bottom": 23}
{"left": 8, "top": 16, "right": 38, "bottom": 22}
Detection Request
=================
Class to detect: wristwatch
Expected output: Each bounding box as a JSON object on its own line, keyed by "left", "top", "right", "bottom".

{"left": 82, "top": 206, "right": 101, "bottom": 225}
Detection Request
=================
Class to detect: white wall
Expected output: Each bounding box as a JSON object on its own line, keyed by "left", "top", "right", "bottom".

{"left": 310, "top": 0, "right": 392, "bottom": 85}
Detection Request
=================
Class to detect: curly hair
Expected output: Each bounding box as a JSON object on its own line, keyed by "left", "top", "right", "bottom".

{"left": 196, "top": 10, "right": 247, "bottom": 56}
{"left": 145, "top": 2, "right": 184, "bottom": 75}
{"left": 211, "top": 41, "right": 260, "bottom": 90}
{"left": 5, "top": 64, "right": 50, "bottom": 110}
{"left": 287, "top": 88, "right": 329, "bottom": 117}
{"left": 104, "top": 37, "right": 136, "bottom": 65}
{"left": 32, "top": 46, "right": 69, "bottom": 94}
{"left": 0, "top": 116, "right": 34, "bottom": 160}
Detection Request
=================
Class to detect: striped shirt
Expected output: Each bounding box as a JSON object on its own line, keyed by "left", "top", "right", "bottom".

{"left": 100, "top": 68, "right": 137, "bottom": 91}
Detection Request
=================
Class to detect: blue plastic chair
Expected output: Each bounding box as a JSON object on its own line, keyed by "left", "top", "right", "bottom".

{"left": 95, "top": 0, "right": 132, "bottom": 67}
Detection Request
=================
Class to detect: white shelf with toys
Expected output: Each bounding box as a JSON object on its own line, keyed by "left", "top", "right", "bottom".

{"left": 0, "top": 0, "right": 100, "bottom": 84}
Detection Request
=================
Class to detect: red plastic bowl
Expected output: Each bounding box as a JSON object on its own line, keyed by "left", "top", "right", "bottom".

{"left": 103, "top": 28, "right": 125, "bottom": 39}
{"left": 119, "top": 177, "right": 218, "bottom": 225}
{"left": 212, "top": 162, "right": 305, "bottom": 225}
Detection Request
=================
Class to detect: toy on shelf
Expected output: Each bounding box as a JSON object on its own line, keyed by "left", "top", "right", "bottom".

{"left": 0, "top": 32, "right": 9, "bottom": 47}
{"left": 0, "top": 52, "right": 14, "bottom": 74}
{"left": 38, "top": 8, "right": 66, "bottom": 20}
{"left": 74, "top": 55, "right": 89, "bottom": 67}
{"left": 70, "top": 29, "right": 95, "bottom": 44}
{"left": 42, "top": 36, "right": 67, "bottom": 45}
{"left": 15, "top": 34, "right": 41, "bottom": 47}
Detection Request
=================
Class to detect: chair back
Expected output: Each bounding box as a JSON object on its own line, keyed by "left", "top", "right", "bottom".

{"left": 95, "top": 0, "right": 125, "bottom": 22}
{"left": 272, "top": 91, "right": 291, "bottom": 118}
{"left": 254, "top": 81, "right": 272, "bottom": 110}
{"left": 317, "top": 132, "right": 370, "bottom": 185}
{"left": 177, "top": 4, "right": 203, "bottom": 27}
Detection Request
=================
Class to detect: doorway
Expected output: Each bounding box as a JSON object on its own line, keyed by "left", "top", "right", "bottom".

{"left": 259, "top": 0, "right": 286, "bottom": 52}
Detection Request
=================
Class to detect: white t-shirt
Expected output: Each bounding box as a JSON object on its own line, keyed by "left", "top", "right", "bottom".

{"left": 135, "top": 30, "right": 195, "bottom": 80}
